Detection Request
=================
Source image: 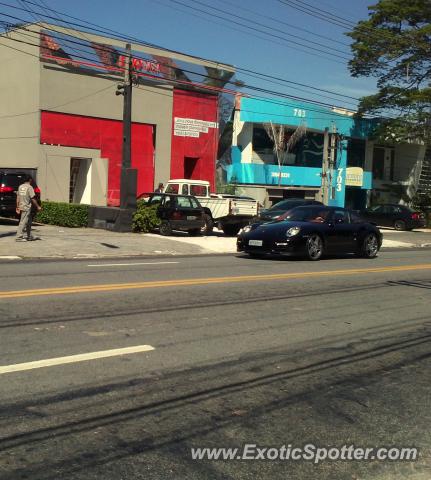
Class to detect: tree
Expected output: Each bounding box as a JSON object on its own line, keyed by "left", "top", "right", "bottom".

{"left": 264, "top": 122, "right": 307, "bottom": 186}
{"left": 347, "top": 0, "right": 431, "bottom": 143}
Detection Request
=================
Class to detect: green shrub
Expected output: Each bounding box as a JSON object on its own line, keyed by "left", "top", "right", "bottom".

{"left": 35, "top": 201, "right": 89, "bottom": 228}
{"left": 132, "top": 200, "right": 161, "bottom": 233}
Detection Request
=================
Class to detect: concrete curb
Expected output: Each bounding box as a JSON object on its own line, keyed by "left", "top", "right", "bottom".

{"left": 2, "top": 245, "right": 431, "bottom": 262}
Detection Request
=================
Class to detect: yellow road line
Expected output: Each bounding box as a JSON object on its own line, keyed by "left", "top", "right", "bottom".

{"left": 1, "top": 263, "right": 431, "bottom": 299}
{"left": 0, "top": 345, "right": 155, "bottom": 375}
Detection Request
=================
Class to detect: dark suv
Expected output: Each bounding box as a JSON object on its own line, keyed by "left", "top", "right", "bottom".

{"left": 147, "top": 193, "right": 205, "bottom": 236}
{"left": 0, "top": 172, "right": 41, "bottom": 218}
{"left": 257, "top": 198, "right": 323, "bottom": 222}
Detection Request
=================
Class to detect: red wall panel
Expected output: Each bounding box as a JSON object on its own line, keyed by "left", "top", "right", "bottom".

{"left": 171, "top": 89, "right": 219, "bottom": 191}
{"left": 40, "top": 111, "right": 154, "bottom": 206}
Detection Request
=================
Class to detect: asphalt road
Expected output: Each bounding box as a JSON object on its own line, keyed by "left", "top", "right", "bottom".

{"left": 0, "top": 250, "right": 430, "bottom": 479}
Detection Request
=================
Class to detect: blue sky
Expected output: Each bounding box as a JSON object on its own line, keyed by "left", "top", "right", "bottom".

{"left": 3, "top": 0, "right": 378, "bottom": 110}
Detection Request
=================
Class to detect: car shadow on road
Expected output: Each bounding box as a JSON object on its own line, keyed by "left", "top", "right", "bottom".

{"left": 235, "top": 253, "right": 360, "bottom": 262}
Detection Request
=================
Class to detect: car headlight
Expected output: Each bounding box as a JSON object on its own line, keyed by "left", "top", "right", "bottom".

{"left": 286, "top": 226, "right": 301, "bottom": 237}
{"left": 239, "top": 225, "right": 252, "bottom": 234}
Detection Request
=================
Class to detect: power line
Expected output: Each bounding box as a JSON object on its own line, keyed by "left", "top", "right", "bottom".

{"left": 0, "top": 1, "right": 364, "bottom": 101}
{"left": 173, "top": 0, "right": 350, "bottom": 57}
{"left": 1, "top": 18, "right": 400, "bottom": 120}
{"left": 277, "top": 0, "right": 354, "bottom": 29}
{"left": 0, "top": 21, "right": 360, "bottom": 114}
{"left": 164, "top": 0, "right": 351, "bottom": 62}
{"left": 217, "top": 0, "right": 351, "bottom": 48}
{"left": 236, "top": 67, "right": 361, "bottom": 101}
{"left": 0, "top": 3, "right": 401, "bottom": 120}
{"left": 0, "top": 28, "right": 400, "bottom": 128}
{"left": 152, "top": 0, "right": 347, "bottom": 67}
{"left": 238, "top": 71, "right": 359, "bottom": 108}
{"left": 287, "top": 0, "right": 356, "bottom": 27}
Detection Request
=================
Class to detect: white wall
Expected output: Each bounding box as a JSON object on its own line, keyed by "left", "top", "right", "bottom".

{"left": 0, "top": 27, "right": 41, "bottom": 169}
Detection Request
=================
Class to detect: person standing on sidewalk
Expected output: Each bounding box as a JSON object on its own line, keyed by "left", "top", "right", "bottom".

{"left": 15, "top": 175, "right": 42, "bottom": 242}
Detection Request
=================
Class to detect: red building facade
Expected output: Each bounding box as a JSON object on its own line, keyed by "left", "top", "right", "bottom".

{"left": 40, "top": 87, "right": 220, "bottom": 205}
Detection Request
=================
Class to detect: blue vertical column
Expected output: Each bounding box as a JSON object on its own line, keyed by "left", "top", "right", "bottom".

{"left": 328, "top": 138, "right": 348, "bottom": 207}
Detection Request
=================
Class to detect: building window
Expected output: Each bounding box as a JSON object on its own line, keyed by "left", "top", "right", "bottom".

{"left": 390, "top": 149, "right": 395, "bottom": 181}
{"left": 372, "top": 147, "right": 385, "bottom": 180}
{"left": 347, "top": 139, "right": 365, "bottom": 168}
{"left": 252, "top": 126, "right": 323, "bottom": 168}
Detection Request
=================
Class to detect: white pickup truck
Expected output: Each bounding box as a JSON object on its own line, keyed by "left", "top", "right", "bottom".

{"left": 163, "top": 179, "right": 259, "bottom": 236}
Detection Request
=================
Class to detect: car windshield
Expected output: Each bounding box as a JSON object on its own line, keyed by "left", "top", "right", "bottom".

{"left": 165, "top": 184, "right": 179, "bottom": 194}
{"left": 283, "top": 207, "right": 330, "bottom": 222}
{"left": 269, "top": 200, "right": 303, "bottom": 211}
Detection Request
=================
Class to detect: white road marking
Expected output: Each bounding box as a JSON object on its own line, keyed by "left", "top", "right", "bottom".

{"left": 0, "top": 256, "right": 22, "bottom": 260}
{"left": 0, "top": 345, "right": 155, "bottom": 375}
{"left": 87, "top": 261, "right": 180, "bottom": 267}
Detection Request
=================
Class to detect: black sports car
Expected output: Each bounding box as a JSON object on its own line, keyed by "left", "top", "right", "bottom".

{"left": 237, "top": 205, "right": 383, "bottom": 260}
{"left": 256, "top": 198, "right": 323, "bottom": 222}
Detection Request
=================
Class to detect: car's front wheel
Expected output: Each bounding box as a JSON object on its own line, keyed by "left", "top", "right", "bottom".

{"left": 306, "top": 234, "right": 323, "bottom": 260}
{"left": 359, "top": 233, "right": 379, "bottom": 258}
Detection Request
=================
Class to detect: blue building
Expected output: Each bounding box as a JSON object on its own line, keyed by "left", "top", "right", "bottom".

{"left": 227, "top": 96, "right": 426, "bottom": 209}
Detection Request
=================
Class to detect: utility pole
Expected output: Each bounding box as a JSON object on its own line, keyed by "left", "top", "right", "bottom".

{"left": 88, "top": 44, "right": 137, "bottom": 232}
{"left": 321, "top": 127, "right": 329, "bottom": 205}
{"left": 116, "top": 43, "right": 137, "bottom": 224}
{"left": 328, "top": 123, "right": 337, "bottom": 203}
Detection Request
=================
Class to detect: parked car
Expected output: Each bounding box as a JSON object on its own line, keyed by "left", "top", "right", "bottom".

{"left": 0, "top": 172, "right": 41, "bottom": 218}
{"left": 256, "top": 198, "right": 323, "bottom": 223}
{"left": 359, "top": 204, "right": 426, "bottom": 231}
{"left": 237, "top": 205, "right": 383, "bottom": 261}
{"left": 147, "top": 193, "right": 205, "bottom": 236}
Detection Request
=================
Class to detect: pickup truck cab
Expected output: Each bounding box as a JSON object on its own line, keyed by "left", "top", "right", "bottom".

{"left": 164, "top": 179, "right": 259, "bottom": 236}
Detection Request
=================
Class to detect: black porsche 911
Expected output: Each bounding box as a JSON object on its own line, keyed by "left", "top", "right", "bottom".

{"left": 237, "top": 205, "right": 383, "bottom": 261}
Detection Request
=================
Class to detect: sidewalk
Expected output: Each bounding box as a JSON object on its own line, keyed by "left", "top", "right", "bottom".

{"left": 1, "top": 219, "right": 430, "bottom": 260}
{"left": 0, "top": 220, "right": 206, "bottom": 260}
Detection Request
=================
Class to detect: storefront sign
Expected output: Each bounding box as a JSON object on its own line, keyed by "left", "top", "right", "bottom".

{"left": 271, "top": 172, "right": 291, "bottom": 178}
{"left": 174, "top": 117, "right": 218, "bottom": 138}
{"left": 345, "top": 167, "right": 364, "bottom": 187}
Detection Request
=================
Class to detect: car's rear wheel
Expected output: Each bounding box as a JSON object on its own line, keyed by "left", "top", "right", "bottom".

{"left": 306, "top": 234, "right": 323, "bottom": 260}
{"left": 394, "top": 219, "right": 406, "bottom": 231}
{"left": 188, "top": 228, "right": 201, "bottom": 236}
{"left": 359, "top": 233, "right": 379, "bottom": 258}
{"left": 201, "top": 214, "right": 214, "bottom": 235}
{"left": 159, "top": 221, "right": 172, "bottom": 236}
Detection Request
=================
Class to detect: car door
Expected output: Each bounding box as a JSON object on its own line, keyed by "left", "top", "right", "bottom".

{"left": 189, "top": 196, "right": 204, "bottom": 221}
{"left": 386, "top": 205, "right": 403, "bottom": 227}
{"left": 147, "top": 194, "right": 167, "bottom": 221}
{"left": 378, "top": 205, "right": 397, "bottom": 227}
{"left": 326, "top": 209, "right": 355, "bottom": 252}
{"left": 362, "top": 205, "right": 383, "bottom": 225}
